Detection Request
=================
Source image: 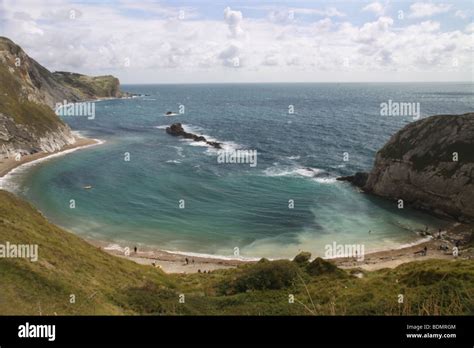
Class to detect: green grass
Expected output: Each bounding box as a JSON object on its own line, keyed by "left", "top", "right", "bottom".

{"left": 0, "top": 190, "right": 473, "bottom": 315}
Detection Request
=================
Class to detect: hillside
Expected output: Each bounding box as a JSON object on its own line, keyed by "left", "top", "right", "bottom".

{"left": 339, "top": 113, "right": 474, "bottom": 222}
{"left": 0, "top": 36, "right": 127, "bottom": 159}
{"left": 0, "top": 189, "right": 472, "bottom": 315}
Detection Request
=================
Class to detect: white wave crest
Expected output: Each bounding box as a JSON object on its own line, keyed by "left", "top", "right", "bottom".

{"left": 263, "top": 166, "right": 323, "bottom": 178}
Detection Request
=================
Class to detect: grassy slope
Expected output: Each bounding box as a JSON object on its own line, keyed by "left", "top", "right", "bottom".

{"left": 0, "top": 64, "right": 65, "bottom": 136}
{"left": 0, "top": 190, "right": 473, "bottom": 315}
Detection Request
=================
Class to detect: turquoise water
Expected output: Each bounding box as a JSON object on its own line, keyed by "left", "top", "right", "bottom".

{"left": 5, "top": 83, "right": 473, "bottom": 259}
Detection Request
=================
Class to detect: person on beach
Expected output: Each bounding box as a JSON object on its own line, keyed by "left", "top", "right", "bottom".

{"left": 134, "top": 246, "right": 137, "bottom": 253}
{"left": 423, "top": 246, "right": 427, "bottom": 256}
{"left": 185, "top": 258, "right": 189, "bottom": 265}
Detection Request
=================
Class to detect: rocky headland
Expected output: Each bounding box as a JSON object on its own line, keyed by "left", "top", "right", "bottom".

{"left": 0, "top": 36, "right": 127, "bottom": 160}
{"left": 338, "top": 113, "right": 474, "bottom": 222}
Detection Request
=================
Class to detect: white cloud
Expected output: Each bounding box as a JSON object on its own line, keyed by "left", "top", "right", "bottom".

{"left": 0, "top": 0, "right": 471, "bottom": 83}
{"left": 355, "top": 16, "right": 394, "bottom": 44}
{"left": 293, "top": 7, "right": 345, "bottom": 18}
{"left": 262, "top": 54, "right": 279, "bottom": 66}
{"left": 218, "top": 44, "right": 242, "bottom": 67}
{"left": 362, "top": 2, "right": 386, "bottom": 16}
{"left": 454, "top": 10, "right": 469, "bottom": 20}
{"left": 408, "top": 2, "right": 452, "bottom": 19}
{"left": 224, "top": 7, "right": 244, "bottom": 38}
{"left": 466, "top": 23, "right": 474, "bottom": 33}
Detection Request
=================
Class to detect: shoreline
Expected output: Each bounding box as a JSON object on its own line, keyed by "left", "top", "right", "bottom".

{"left": 0, "top": 136, "right": 102, "bottom": 188}
{"left": 0, "top": 134, "right": 471, "bottom": 274}
{"left": 89, "top": 239, "right": 250, "bottom": 274}
{"left": 87, "top": 221, "right": 472, "bottom": 274}
{"left": 332, "top": 222, "right": 473, "bottom": 271}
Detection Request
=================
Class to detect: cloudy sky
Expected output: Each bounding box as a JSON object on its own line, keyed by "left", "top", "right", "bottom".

{"left": 0, "top": 0, "right": 473, "bottom": 83}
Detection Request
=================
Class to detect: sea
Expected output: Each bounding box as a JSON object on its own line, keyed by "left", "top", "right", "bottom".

{"left": 1, "top": 82, "right": 473, "bottom": 259}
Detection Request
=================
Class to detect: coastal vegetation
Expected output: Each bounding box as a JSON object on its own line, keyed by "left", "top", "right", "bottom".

{"left": 1, "top": 190, "right": 472, "bottom": 316}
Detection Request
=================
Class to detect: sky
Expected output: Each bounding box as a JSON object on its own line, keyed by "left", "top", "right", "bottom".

{"left": 0, "top": 0, "right": 473, "bottom": 83}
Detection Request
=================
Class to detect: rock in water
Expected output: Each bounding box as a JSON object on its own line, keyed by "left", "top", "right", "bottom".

{"left": 165, "top": 123, "right": 185, "bottom": 136}
{"left": 336, "top": 172, "right": 368, "bottom": 188}
{"left": 165, "top": 123, "right": 222, "bottom": 149}
{"left": 345, "top": 113, "right": 474, "bottom": 222}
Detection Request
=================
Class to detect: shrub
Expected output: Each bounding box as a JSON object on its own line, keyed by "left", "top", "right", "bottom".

{"left": 232, "top": 260, "right": 299, "bottom": 293}
{"left": 293, "top": 251, "right": 312, "bottom": 264}
{"left": 307, "top": 257, "right": 345, "bottom": 277}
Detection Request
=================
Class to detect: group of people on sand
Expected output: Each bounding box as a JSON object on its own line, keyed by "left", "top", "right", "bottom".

{"left": 184, "top": 257, "right": 211, "bottom": 273}
{"left": 413, "top": 227, "right": 462, "bottom": 258}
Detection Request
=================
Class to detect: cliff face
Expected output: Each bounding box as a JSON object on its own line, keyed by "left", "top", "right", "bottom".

{"left": 0, "top": 36, "right": 126, "bottom": 159}
{"left": 361, "top": 113, "right": 474, "bottom": 222}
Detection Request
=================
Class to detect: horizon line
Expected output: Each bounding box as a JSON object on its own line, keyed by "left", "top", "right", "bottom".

{"left": 121, "top": 80, "right": 474, "bottom": 85}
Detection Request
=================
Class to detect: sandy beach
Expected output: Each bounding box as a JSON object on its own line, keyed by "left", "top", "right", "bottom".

{"left": 87, "top": 238, "right": 251, "bottom": 274}
{"left": 0, "top": 136, "right": 471, "bottom": 275}
{"left": 0, "top": 136, "right": 100, "bottom": 178}
{"left": 332, "top": 223, "right": 473, "bottom": 271}
{"left": 87, "top": 222, "right": 473, "bottom": 274}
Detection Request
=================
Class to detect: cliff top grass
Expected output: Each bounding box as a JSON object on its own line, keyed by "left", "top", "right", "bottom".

{"left": 52, "top": 71, "right": 121, "bottom": 99}
{"left": 0, "top": 189, "right": 473, "bottom": 315}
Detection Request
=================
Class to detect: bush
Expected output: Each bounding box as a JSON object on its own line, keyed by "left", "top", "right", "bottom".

{"left": 293, "top": 251, "right": 311, "bottom": 264}
{"left": 231, "top": 260, "right": 299, "bottom": 293}
{"left": 306, "top": 257, "right": 344, "bottom": 277}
